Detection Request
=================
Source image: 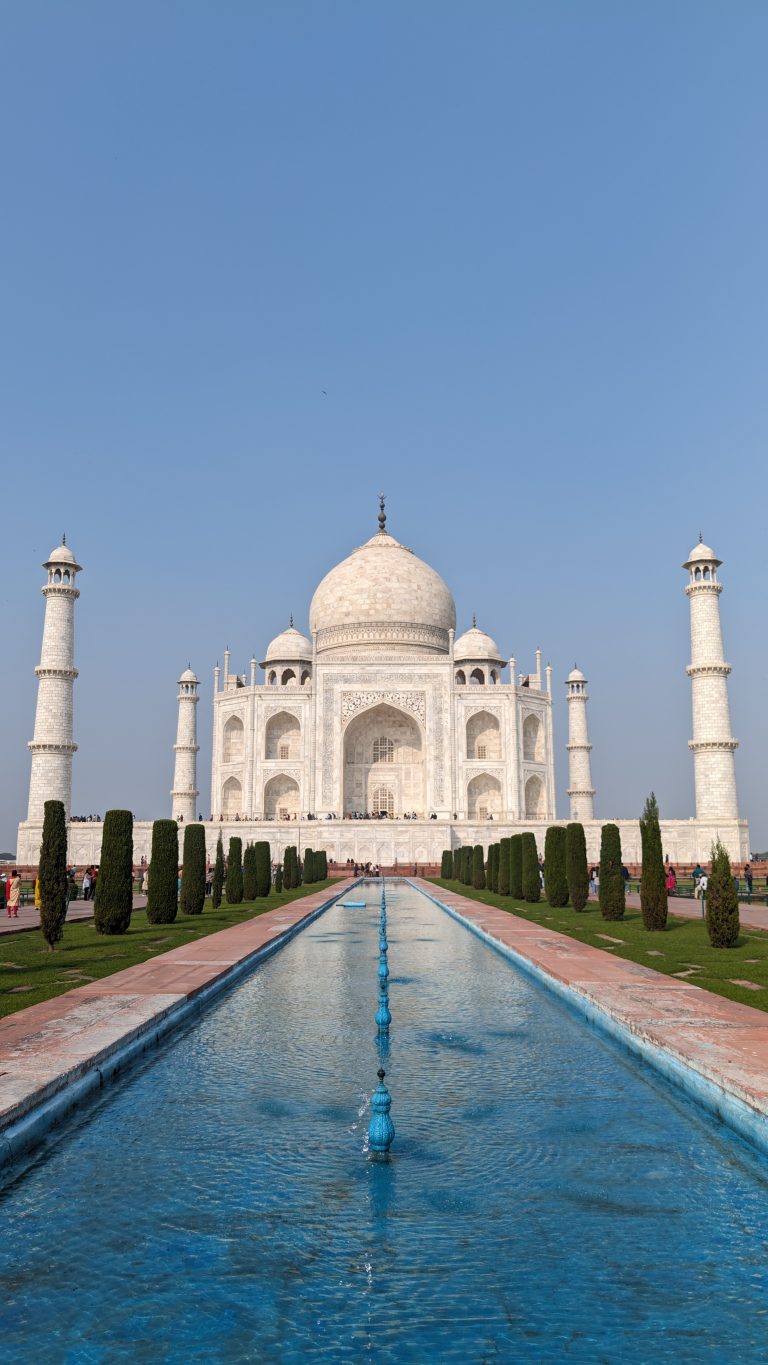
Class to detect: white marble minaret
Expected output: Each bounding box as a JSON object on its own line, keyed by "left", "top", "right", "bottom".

{"left": 171, "top": 667, "right": 199, "bottom": 823}
{"left": 684, "top": 538, "right": 738, "bottom": 821}
{"left": 566, "top": 665, "right": 595, "bottom": 821}
{"left": 26, "top": 540, "right": 82, "bottom": 823}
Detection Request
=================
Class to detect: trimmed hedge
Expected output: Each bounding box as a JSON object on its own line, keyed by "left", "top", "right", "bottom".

{"left": 94, "top": 809, "right": 134, "bottom": 934}
{"left": 473, "top": 844, "right": 486, "bottom": 890}
{"left": 147, "top": 819, "right": 179, "bottom": 925}
{"left": 639, "top": 792, "right": 667, "bottom": 931}
{"left": 544, "top": 826, "right": 569, "bottom": 907}
{"left": 521, "top": 833, "right": 540, "bottom": 903}
{"left": 179, "top": 822, "right": 206, "bottom": 916}
{"left": 599, "top": 823, "right": 625, "bottom": 920}
{"left": 510, "top": 834, "right": 523, "bottom": 899}
{"left": 498, "top": 837, "right": 511, "bottom": 896}
{"left": 255, "top": 841, "right": 271, "bottom": 897}
{"left": 566, "top": 822, "right": 589, "bottom": 912}
{"left": 212, "top": 834, "right": 224, "bottom": 909}
{"left": 706, "top": 839, "right": 740, "bottom": 948}
{"left": 441, "top": 850, "right": 452, "bottom": 879}
{"left": 39, "top": 799, "right": 69, "bottom": 949}
{"left": 317, "top": 850, "right": 328, "bottom": 880}
{"left": 225, "top": 837, "right": 243, "bottom": 904}
{"left": 242, "top": 843, "right": 257, "bottom": 901}
{"left": 274, "top": 866, "right": 283, "bottom": 893}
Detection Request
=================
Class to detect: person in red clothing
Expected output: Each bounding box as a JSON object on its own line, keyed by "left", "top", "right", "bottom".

{"left": 7, "top": 871, "right": 21, "bottom": 918}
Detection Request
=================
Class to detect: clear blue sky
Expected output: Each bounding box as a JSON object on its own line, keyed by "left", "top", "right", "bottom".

{"left": 2, "top": 2, "right": 766, "bottom": 850}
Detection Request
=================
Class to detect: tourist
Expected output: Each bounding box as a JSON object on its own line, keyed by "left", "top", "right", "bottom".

{"left": 7, "top": 870, "right": 20, "bottom": 918}
{"left": 744, "top": 864, "right": 753, "bottom": 899}
{"left": 141, "top": 867, "right": 149, "bottom": 895}
{"left": 665, "top": 867, "right": 677, "bottom": 895}
{"left": 692, "top": 862, "right": 704, "bottom": 892}
{"left": 82, "top": 867, "right": 92, "bottom": 901}
{"left": 697, "top": 872, "right": 708, "bottom": 914}
{"left": 589, "top": 866, "right": 598, "bottom": 896}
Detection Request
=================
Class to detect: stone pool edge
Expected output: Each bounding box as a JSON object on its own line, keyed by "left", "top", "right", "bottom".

{"left": 0, "top": 881, "right": 355, "bottom": 1167}
{"left": 416, "top": 880, "right": 768, "bottom": 1159}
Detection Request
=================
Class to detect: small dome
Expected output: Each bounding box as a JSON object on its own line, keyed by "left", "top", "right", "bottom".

{"left": 179, "top": 667, "right": 198, "bottom": 684}
{"left": 45, "top": 542, "right": 80, "bottom": 569}
{"left": 454, "top": 623, "right": 503, "bottom": 663}
{"left": 568, "top": 665, "right": 586, "bottom": 683}
{"left": 684, "top": 540, "right": 721, "bottom": 569}
{"left": 263, "top": 624, "right": 312, "bottom": 663}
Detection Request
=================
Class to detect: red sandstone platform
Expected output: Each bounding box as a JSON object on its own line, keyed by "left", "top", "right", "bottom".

{"left": 0, "top": 882, "right": 353, "bottom": 1142}
{"left": 419, "top": 882, "right": 768, "bottom": 1124}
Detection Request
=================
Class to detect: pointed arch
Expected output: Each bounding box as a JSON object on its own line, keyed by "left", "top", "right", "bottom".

{"left": 223, "top": 715, "right": 244, "bottom": 763}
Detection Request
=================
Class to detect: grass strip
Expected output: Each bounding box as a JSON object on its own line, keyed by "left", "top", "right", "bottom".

{"left": 0, "top": 881, "right": 335, "bottom": 1020}
{"left": 429, "top": 879, "right": 768, "bottom": 1013}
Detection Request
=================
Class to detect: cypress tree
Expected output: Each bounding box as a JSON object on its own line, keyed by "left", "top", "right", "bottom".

{"left": 490, "top": 844, "right": 499, "bottom": 892}
{"left": 566, "top": 822, "right": 589, "bottom": 912}
{"left": 39, "top": 799, "right": 69, "bottom": 950}
{"left": 509, "top": 834, "right": 523, "bottom": 899}
{"left": 544, "top": 826, "right": 569, "bottom": 907}
{"left": 212, "top": 833, "right": 224, "bottom": 909}
{"left": 639, "top": 792, "right": 667, "bottom": 931}
{"left": 179, "top": 823, "right": 206, "bottom": 916}
{"left": 242, "top": 843, "right": 257, "bottom": 901}
{"left": 521, "top": 832, "right": 540, "bottom": 903}
{"left": 146, "top": 819, "right": 179, "bottom": 925}
{"left": 599, "top": 823, "right": 625, "bottom": 920}
{"left": 473, "top": 844, "right": 486, "bottom": 890}
{"left": 319, "top": 850, "right": 328, "bottom": 880}
{"left": 284, "top": 845, "right": 296, "bottom": 889}
{"left": 441, "top": 850, "right": 452, "bottom": 879}
{"left": 304, "top": 848, "right": 315, "bottom": 884}
{"left": 94, "top": 809, "right": 134, "bottom": 934}
{"left": 255, "top": 841, "right": 271, "bottom": 897}
{"left": 463, "top": 846, "right": 473, "bottom": 885}
{"left": 498, "top": 837, "right": 511, "bottom": 896}
{"left": 225, "top": 837, "right": 243, "bottom": 904}
{"left": 706, "top": 839, "right": 740, "bottom": 948}
{"left": 274, "top": 865, "right": 283, "bottom": 893}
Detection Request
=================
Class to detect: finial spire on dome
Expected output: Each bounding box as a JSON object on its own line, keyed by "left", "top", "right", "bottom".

{"left": 699, "top": 531, "right": 704, "bottom": 543}
{"left": 378, "top": 492, "right": 386, "bottom": 533}
{"left": 62, "top": 532, "right": 66, "bottom": 545}
{"left": 472, "top": 612, "right": 477, "bottom": 628}
{"left": 289, "top": 613, "right": 294, "bottom": 628}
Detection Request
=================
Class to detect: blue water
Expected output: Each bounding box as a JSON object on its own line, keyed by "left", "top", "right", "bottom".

{"left": 1, "top": 882, "right": 767, "bottom": 1363}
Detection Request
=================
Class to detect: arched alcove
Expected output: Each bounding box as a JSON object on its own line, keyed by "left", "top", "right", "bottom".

{"left": 281, "top": 668, "right": 296, "bottom": 685}
{"left": 265, "top": 711, "right": 301, "bottom": 761}
{"left": 524, "top": 774, "right": 545, "bottom": 819}
{"left": 522, "top": 714, "right": 543, "bottom": 762}
{"left": 223, "top": 715, "right": 244, "bottom": 763}
{"left": 264, "top": 774, "right": 300, "bottom": 820}
{"left": 222, "top": 776, "right": 242, "bottom": 817}
{"left": 466, "top": 710, "right": 501, "bottom": 761}
{"left": 469, "top": 668, "right": 485, "bottom": 685}
{"left": 343, "top": 702, "right": 423, "bottom": 817}
{"left": 455, "top": 670, "right": 466, "bottom": 685}
{"left": 467, "top": 772, "right": 502, "bottom": 819}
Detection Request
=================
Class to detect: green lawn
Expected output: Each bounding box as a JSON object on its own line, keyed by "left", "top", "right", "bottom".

{"left": 429, "top": 879, "right": 768, "bottom": 1012}
{"left": 0, "top": 881, "right": 335, "bottom": 1020}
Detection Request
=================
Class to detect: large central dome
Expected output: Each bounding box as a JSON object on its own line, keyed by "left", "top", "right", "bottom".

{"left": 309, "top": 529, "right": 456, "bottom": 655}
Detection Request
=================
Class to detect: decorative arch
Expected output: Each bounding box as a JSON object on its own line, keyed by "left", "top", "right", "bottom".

{"left": 265, "top": 711, "right": 301, "bottom": 761}
{"left": 223, "top": 715, "right": 244, "bottom": 763}
{"left": 524, "top": 774, "right": 545, "bottom": 819}
{"left": 371, "top": 786, "right": 394, "bottom": 817}
{"left": 343, "top": 701, "right": 424, "bottom": 817}
{"left": 300, "top": 670, "right": 311, "bottom": 685}
{"left": 267, "top": 670, "right": 278, "bottom": 686}
{"left": 455, "top": 670, "right": 466, "bottom": 686}
{"left": 467, "top": 772, "right": 502, "bottom": 820}
{"left": 523, "top": 713, "right": 543, "bottom": 762}
{"left": 281, "top": 668, "right": 296, "bottom": 685}
{"left": 222, "top": 776, "right": 242, "bottom": 817}
{"left": 469, "top": 668, "right": 485, "bottom": 685}
{"left": 466, "top": 709, "right": 501, "bottom": 761}
{"left": 264, "top": 773, "right": 300, "bottom": 820}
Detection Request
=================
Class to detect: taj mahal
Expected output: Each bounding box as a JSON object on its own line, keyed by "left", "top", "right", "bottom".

{"left": 16, "top": 499, "right": 750, "bottom": 867}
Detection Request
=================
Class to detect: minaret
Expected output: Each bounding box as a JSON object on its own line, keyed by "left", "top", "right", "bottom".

{"left": 171, "top": 666, "right": 199, "bottom": 823}
{"left": 26, "top": 539, "right": 82, "bottom": 823}
{"left": 566, "top": 665, "right": 595, "bottom": 821}
{"left": 684, "top": 538, "right": 738, "bottom": 821}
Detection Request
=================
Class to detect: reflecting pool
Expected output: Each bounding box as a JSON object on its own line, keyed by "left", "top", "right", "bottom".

{"left": 0, "top": 882, "right": 767, "bottom": 1362}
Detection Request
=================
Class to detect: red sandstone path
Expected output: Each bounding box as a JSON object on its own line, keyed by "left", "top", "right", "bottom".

{"left": 0, "top": 878, "right": 766, "bottom": 1162}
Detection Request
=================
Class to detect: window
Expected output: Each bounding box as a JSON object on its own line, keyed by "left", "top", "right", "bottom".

{"left": 279, "top": 744, "right": 289, "bottom": 760}
{"left": 478, "top": 805, "right": 488, "bottom": 820}
{"left": 477, "top": 744, "right": 487, "bottom": 760}
{"left": 372, "top": 786, "right": 394, "bottom": 816}
{"left": 373, "top": 737, "right": 394, "bottom": 763}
